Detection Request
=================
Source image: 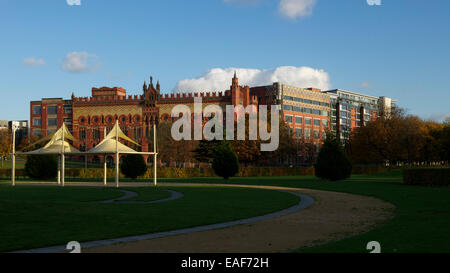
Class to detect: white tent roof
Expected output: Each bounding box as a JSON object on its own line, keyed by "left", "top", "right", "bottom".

{"left": 22, "top": 123, "right": 80, "bottom": 155}
{"left": 87, "top": 138, "right": 138, "bottom": 154}
{"left": 86, "top": 121, "right": 141, "bottom": 154}
{"left": 103, "top": 122, "right": 140, "bottom": 146}
{"left": 23, "top": 139, "right": 80, "bottom": 154}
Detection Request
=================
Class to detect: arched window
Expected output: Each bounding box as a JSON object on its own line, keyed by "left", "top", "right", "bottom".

{"left": 79, "top": 127, "right": 86, "bottom": 141}
{"left": 93, "top": 127, "right": 100, "bottom": 141}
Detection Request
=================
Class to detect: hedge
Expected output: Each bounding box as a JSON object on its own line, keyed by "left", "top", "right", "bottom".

{"left": 403, "top": 168, "right": 450, "bottom": 187}
{"left": 352, "top": 165, "right": 389, "bottom": 175}
{"left": 0, "top": 169, "right": 26, "bottom": 179}
{"left": 0, "top": 165, "right": 390, "bottom": 180}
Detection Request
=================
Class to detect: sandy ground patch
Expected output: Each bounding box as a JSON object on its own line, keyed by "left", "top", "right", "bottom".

{"left": 83, "top": 184, "right": 395, "bottom": 253}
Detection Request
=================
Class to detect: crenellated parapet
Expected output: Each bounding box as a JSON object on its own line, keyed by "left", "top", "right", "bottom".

{"left": 158, "top": 90, "right": 231, "bottom": 104}
{"left": 73, "top": 94, "right": 144, "bottom": 105}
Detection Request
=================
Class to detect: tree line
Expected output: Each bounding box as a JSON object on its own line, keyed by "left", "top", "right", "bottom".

{"left": 348, "top": 108, "right": 450, "bottom": 166}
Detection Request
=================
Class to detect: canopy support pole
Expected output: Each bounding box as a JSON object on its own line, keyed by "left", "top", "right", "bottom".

{"left": 153, "top": 123, "right": 157, "bottom": 186}
{"left": 11, "top": 125, "right": 16, "bottom": 187}
{"left": 104, "top": 127, "right": 107, "bottom": 187}
{"left": 115, "top": 120, "right": 119, "bottom": 188}
{"left": 57, "top": 156, "right": 61, "bottom": 185}
{"left": 61, "top": 124, "right": 65, "bottom": 187}
{"left": 104, "top": 157, "right": 107, "bottom": 187}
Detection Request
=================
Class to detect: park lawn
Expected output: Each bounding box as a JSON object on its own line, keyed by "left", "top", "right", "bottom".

{"left": 122, "top": 186, "right": 172, "bottom": 202}
{"left": 0, "top": 185, "right": 299, "bottom": 252}
{"left": 161, "top": 170, "right": 450, "bottom": 253}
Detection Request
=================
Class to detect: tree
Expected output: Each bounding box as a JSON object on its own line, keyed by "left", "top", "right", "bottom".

{"left": 151, "top": 122, "right": 199, "bottom": 167}
{"left": 259, "top": 116, "right": 297, "bottom": 166}
{"left": 212, "top": 142, "right": 239, "bottom": 179}
{"left": 315, "top": 132, "right": 352, "bottom": 181}
{"left": 25, "top": 155, "right": 58, "bottom": 180}
{"left": 349, "top": 107, "right": 449, "bottom": 166}
{"left": 0, "top": 131, "right": 11, "bottom": 168}
{"left": 120, "top": 154, "right": 148, "bottom": 179}
{"left": 192, "top": 140, "right": 220, "bottom": 164}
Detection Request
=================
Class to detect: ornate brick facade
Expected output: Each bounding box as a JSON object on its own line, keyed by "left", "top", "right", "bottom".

{"left": 29, "top": 75, "right": 256, "bottom": 162}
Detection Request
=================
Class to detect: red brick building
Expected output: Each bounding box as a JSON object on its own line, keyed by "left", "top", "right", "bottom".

{"left": 30, "top": 75, "right": 258, "bottom": 162}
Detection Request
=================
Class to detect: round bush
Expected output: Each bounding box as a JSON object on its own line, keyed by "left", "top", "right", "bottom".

{"left": 120, "top": 154, "right": 148, "bottom": 179}
{"left": 315, "top": 133, "right": 353, "bottom": 181}
{"left": 212, "top": 142, "right": 239, "bottom": 180}
{"left": 25, "top": 155, "right": 58, "bottom": 180}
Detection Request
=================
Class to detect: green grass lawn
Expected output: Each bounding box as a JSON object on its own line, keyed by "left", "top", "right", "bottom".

{"left": 123, "top": 187, "right": 172, "bottom": 202}
{"left": 0, "top": 185, "right": 299, "bottom": 252}
{"left": 3, "top": 170, "right": 449, "bottom": 253}
{"left": 158, "top": 170, "right": 450, "bottom": 253}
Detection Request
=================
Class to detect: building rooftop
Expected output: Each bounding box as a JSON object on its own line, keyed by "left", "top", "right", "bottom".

{"left": 323, "top": 89, "right": 379, "bottom": 100}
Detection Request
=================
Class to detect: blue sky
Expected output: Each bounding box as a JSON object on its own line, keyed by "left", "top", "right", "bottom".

{"left": 0, "top": 0, "right": 449, "bottom": 121}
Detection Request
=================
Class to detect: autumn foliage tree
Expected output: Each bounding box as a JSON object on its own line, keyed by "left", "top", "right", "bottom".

{"left": 349, "top": 107, "right": 450, "bottom": 166}
{"left": 0, "top": 131, "right": 11, "bottom": 168}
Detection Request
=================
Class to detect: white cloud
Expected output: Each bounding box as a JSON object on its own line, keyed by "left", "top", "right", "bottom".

{"left": 279, "top": 0, "right": 317, "bottom": 19}
{"left": 62, "top": 52, "right": 99, "bottom": 73}
{"left": 224, "top": 0, "right": 317, "bottom": 19}
{"left": 173, "top": 66, "right": 330, "bottom": 93}
{"left": 66, "top": 0, "right": 81, "bottom": 6}
{"left": 361, "top": 81, "right": 372, "bottom": 88}
{"left": 427, "top": 112, "right": 450, "bottom": 123}
{"left": 23, "top": 57, "right": 46, "bottom": 67}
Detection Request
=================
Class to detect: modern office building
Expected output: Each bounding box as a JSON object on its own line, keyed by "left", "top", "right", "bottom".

{"left": 323, "top": 89, "right": 396, "bottom": 143}
{"left": 0, "top": 120, "right": 8, "bottom": 131}
{"left": 0, "top": 120, "right": 29, "bottom": 144}
{"left": 252, "top": 83, "right": 331, "bottom": 144}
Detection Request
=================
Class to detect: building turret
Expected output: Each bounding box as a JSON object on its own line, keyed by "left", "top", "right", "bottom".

{"left": 232, "top": 71, "right": 239, "bottom": 87}
{"left": 143, "top": 81, "right": 148, "bottom": 93}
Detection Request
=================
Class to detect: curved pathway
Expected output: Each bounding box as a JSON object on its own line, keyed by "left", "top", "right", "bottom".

{"left": 84, "top": 184, "right": 395, "bottom": 253}
{"left": 100, "top": 189, "right": 184, "bottom": 204}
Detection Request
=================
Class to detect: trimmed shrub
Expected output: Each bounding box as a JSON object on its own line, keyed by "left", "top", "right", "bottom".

{"left": 212, "top": 142, "right": 239, "bottom": 180}
{"left": 315, "top": 133, "right": 353, "bottom": 181}
{"left": 25, "top": 155, "right": 58, "bottom": 180}
{"left": 403, "top": 168, "right": 450, "bottom": 187}
{"left": 120, "top": 154, "right": 147, "bottom": 179}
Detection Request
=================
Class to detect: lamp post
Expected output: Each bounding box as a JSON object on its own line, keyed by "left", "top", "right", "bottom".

{"left": 104, "top": 127, "right": 107, "bottom": 187}
{"left": 153, "top": 123, "right": 157, "bottom": 186}
{"left": 115, "top": 120, "right": 119, "bottom": 188}
{"left": 11, "top": 123, "right": 16, "bottom": 187}
{"left": 61, "top": 123, "right": 65, "bottom": 187}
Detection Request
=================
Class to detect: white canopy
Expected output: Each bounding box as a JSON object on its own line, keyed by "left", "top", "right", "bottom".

{"left": 86, "top": 122, "right": 140, "bottom": 154}
{"left": 12, "top": 120, "right": 158, "bottom": 188}
{"left": 23, "top": 139, "right": 80, "bottom": 154}
{"left": 22, "top": 123, "right": 80, "bottom": 155}
{"left": 87, "top": 138, "right": 137, "bottom": 154}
